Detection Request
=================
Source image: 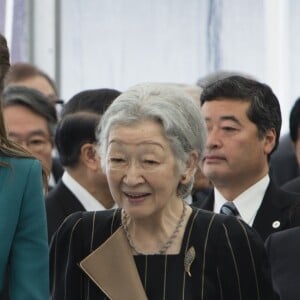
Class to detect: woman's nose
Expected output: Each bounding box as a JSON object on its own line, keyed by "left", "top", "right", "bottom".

{"left": 122, "top": 163, "right": 144, "bottom": 186}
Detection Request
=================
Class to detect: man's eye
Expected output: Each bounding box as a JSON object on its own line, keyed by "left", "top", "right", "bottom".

{"left": 144, "top": 160, "right": 158, "bottom": 165}
{"left": 29, "top": 139, "right": 45, "bottom": 145}
{"left": 222, "top": 127, "right": 237, "bottom": 132}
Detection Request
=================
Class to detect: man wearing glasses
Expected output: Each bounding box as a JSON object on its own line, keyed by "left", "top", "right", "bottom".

{"left": 2, "top": 85, "right": 62, "bottom": 189}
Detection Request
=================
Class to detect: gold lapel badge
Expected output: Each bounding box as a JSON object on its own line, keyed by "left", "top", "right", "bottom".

{"left": 184, "top": 246, "right": 195, "bottom": 277}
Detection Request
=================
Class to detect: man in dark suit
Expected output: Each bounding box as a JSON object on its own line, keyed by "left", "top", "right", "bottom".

{"left": 279, "top": 98, "right": 300, "bottom": 193}
{"left": 193, "top": 76, "right": 300, "bottom": 241}
{"left": 270, "top": 97, "right": 300, "bottom": 187}
{"left": 265, "top": 223, "right": 300, "bottom": 299}
{"left": 46, "top": 89, "right": 121, "bottom": 241}
{"left": 2, "top": 85, "right": 63, "bottom": 189}
{"left": 269, "top": 133, "right": 299, "bottom": 186}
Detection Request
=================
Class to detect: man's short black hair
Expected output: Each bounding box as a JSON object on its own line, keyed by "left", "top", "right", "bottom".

{"left": 289, "top": 97, "right": 300, "bottom": 143}
{"left": 61, "top": 88, "right": 121, "bottom": 117}
{"left": 201, "top": 75, "right": 282, "bottom": 157}
{"left": 55, "top": 112, "right": 100, "bottom": 167}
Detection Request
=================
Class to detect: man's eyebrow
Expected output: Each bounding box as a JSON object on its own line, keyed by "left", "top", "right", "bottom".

{"left": 219, "top": 115, "right": 242, "bottom": 126}
{"left": 8, "top": 130, "right": 49, "bottom": 138}
{"left": 204, "top": 115, "right": 242, "bottom": 126}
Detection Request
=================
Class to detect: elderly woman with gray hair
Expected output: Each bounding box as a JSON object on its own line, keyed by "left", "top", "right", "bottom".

{"left": 50, "top": 83, "right": 277, "bottom": 299}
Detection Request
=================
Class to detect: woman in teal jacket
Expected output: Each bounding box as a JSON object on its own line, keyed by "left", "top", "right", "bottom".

{"left": 0, "top": 34, "right": 49, "bottom": 299}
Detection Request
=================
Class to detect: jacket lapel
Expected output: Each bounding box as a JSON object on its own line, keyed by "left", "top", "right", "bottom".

{"left": 60, "top": 181, "right": 86, "bottom": 214}
{"left": 252, "top": 181, "right": 288, "bottom": 241}
{"left": 79, "top": 227, "right": 147, "bottom": 300}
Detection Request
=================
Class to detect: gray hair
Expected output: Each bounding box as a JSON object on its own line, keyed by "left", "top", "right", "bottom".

{"left": 97, "top": 83, "right": 207, "bottom": 198}
{"left": 2, "top": 85, "right": 58, "bottom": 137}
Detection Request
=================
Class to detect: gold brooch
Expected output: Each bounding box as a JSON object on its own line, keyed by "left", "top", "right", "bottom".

{"left": 184, "top": 246, "right": 195, "bottom": 277}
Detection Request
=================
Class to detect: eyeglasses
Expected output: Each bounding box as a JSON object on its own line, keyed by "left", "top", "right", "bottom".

{"left": 9, "top": 135, "right": 52, "bottom": 152}
{"left": 47, "top": 95, "right": 65, "bottom": 108}
{"left": 55, "top": 99, "right": 64, "bottom": 105}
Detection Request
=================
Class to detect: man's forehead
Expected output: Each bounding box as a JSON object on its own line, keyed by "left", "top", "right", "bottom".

{"left": 202, "top": 99, "right": 250, "bottom": 115}
{"left": 8, "top": 129, "right": 49, "bottom": 138}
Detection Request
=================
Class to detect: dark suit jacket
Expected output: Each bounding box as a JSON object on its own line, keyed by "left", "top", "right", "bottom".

{"left": 281, "top": 176, "right": 300, "bottom": 194}
{"left": 46, "top": 179, "right": 85, "bottom": 241}
{"left": 52, "top": 156, "right": 64, "bottom": 182}
{"left": 192, "top": 181, "right": 300, "bottom": 241}
{"left": 47, "top": 157, "right": 64, "bottom": 192}
{"left": 50, "top": 209, "right": 278, "bottom": 299}
{"left": 265, "top": 226, "right": 300, "bottom": 299}
{"left": 269, "top": 133, "right": 299, "bottom": 186}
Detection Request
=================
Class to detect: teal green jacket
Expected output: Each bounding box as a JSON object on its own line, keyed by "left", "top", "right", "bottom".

{"left": 0, "top": 156, "right": 49, "bottom": 299}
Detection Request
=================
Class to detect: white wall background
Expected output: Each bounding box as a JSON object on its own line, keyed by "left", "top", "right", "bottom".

{"left": 60, "top": 0, "right": 207, "bottom": 96}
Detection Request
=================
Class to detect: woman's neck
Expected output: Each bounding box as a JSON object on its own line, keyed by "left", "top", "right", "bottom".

{"left": 122, "top": 202, "right": 192, "bottom": 255}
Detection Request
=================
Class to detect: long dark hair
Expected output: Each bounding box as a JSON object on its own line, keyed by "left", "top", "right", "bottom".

{"left": 0, "top": 34, "right": 48, "bottom": 189}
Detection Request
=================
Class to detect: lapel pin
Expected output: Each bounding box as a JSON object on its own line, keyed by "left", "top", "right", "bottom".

{"left": 184, "top": 246, "right": 195, "bottom": 277}
{"left": 272, "top": 220, "right": 280, "bottom": 229}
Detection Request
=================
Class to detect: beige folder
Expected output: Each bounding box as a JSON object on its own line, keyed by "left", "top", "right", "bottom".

{"left": 80, "top": 227, "right": 148, "bottom": 300}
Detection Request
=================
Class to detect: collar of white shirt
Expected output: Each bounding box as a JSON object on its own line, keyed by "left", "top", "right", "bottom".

{"left": 184, "top": 194, "right": 193, "bottom": 205}
{"left": 48, "top": 172, "right": 56, "bottom": 187}
{"left": 214, "top": 175, "right": 270, "bottom": 226}
{"left": 62, "top": 171, "right": 117, "bottom": 211}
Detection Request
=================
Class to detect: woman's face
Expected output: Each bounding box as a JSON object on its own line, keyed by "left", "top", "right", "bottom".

{"left": 106, "top": 120, "right": 183, "bottom": 219}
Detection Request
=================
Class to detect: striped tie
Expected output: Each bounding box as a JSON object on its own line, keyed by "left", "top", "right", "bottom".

{"left": 220, "top": 202, "right": 241, "bottom": 218}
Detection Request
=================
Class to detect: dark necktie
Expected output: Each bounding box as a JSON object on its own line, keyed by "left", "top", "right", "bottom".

{"left": 220, "top": 202, "right": 241, "bottom": 218}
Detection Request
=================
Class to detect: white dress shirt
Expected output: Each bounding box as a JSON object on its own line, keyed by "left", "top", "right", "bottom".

{"left": 62, "top": 172, "right": 117, "bottom": 211}
{"left": 184, "top": 194, "right": 193, "bottom": 205}
{"left": 214, "top": 175, "right": 270, "bottom": 226}
{"left": 48, "top": 172, "right": 56, "bottom": 188}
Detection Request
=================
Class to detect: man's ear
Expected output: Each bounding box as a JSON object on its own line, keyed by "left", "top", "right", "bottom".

{"left": 180, "top": 150, "right": 199, "bottom": 184}
{"left": 263, "top": 128, "right": 276, "bottom": 155}
{"left": 80, "top": 143, "right": 99, "bottom": 171}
